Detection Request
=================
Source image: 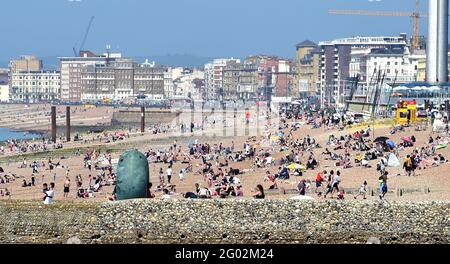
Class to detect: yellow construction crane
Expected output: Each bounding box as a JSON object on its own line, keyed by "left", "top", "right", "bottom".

{"left": 329, "top": 0, "right": 422, "bottom": 50}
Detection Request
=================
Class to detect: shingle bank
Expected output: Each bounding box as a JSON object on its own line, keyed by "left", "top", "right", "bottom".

{"left": 0, "top": 200, "right": 448, "bottom": 244}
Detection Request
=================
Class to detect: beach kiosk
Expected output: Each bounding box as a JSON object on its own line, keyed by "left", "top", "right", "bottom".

{"left": 396, "top": 100, "right": 417, "bottom": 125}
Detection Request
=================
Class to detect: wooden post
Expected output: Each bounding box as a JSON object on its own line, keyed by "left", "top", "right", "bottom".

{"left": 140, "top": 106, "right": 145, "bottom": 134}
{"left": 190, "top": 103, "right": 195, "bottom": 134}
{"left": 222, "top": 104, "right": 226, "bottom": 137}
{"left": 234, "top": 108, "right": 238, "bottom": 137}
{"left": 51, "top": 106, "right": 57, "bottom": 144}
{"left": 66, "top": 106, "right": 71, "bottom": 142}
{"left": 256, "top": 102, "right": 260, "bottom": 136}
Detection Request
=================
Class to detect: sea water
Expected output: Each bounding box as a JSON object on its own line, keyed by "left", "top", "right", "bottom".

{"left": 0, "top": 127, "right": 42, "bottom": 142}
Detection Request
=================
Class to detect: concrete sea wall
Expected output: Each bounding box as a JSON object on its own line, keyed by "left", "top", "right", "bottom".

{"left": 0, "top": 200, "right": 448, "bottom": 244}
{"left": 112, "top": 109, "right": 181, "bottom": 126}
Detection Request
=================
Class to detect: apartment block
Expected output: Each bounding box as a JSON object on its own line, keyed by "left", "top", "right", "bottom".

{"left": 204, "top": 58, "right": 241, "bottom": 100}
{"left": 319, "top": 36, "right": 407, "bottom": 106}
{"left": 295, "top": 40, "right": 320, "bottom": 97}
{"left": 59, "top": 51, "right": 111, "bottom": 102}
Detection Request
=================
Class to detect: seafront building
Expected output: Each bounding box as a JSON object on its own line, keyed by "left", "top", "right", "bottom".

{"left": 349, "top": 47, "right": 423, "bottom": 94}
{"left": 222, "top": 60, "right": 258, "bottom": 100}
{"left": 248, "top": 55, "right": 296, "bottom": 99}
{"left": 295, "top": 40, "right": 321, "bottom": 98}
{"left": 8, "top": 56, "right": 60, "bottom": 103}
{"left": 9, "top": 70, "right": 60, "bottom": 103}
{"left": 9, "top": 55, "right": 42, "bottom": 72}
{"left": 204, "top": 58, "right": 241, "bottom": 100}
{"left": 318, "top": 35, "right": 408, "bottom": 107}
{"left": 172, "top": 69, "right": 205, "bottom": 100}
{"left": 59, "top": 51, "right": 114, "bottom": 102}
{"left": 81, "top": 58, "right": 165, "bottom": 102}
{"left": 0, "top": 83, "right": 9, "bottom": 102}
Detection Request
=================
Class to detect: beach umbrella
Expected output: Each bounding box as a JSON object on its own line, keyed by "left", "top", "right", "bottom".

{"left": 393, "top": 87, "right": 409, "bottom": 92}
{"left": 374, "top": 136, "right": 390, "bottom": 143}
{"left": 429, "top": 86, "right": 441, "bottom": 92}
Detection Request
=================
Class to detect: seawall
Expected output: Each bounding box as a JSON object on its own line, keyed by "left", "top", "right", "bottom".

{"left": 0, "top": 200, "right": 448, "bottom": 244}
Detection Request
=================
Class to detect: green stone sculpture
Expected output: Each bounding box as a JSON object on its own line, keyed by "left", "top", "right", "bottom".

{"left": 116, "top": 149, "right": 149, "bottom": 200}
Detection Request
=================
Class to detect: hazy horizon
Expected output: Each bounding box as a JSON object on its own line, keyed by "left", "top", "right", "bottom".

{"left": 0, "top": 0, "right": 430, "bottom": 64}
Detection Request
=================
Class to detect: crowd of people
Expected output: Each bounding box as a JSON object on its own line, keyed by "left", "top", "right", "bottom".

{"left": 1, "top": 104, "right": 450, "bottom": 204}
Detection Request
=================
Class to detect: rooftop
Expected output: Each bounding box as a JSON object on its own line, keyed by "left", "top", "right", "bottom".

{"left": 296, "top": 40, "right": 317, "bottom": 49}
{"left": 319, "top": 36, "right": 406, "bottom": 46}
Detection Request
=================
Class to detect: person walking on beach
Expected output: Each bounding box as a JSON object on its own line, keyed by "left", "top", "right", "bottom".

{"left": 324, "top": 170, "right": 334, "bottom": 198}
{"left": 315, "top": 170, "right": 326, "bottom": 196}
{"left": 87, "top": 159, "right": 92, "bottom": 171}
{"left": 297, "top": 179, "right": 306, "bottom": 196}
{"left": 330, "top": 171, "right": 341, "bottom": 198}
{"left": 354, "top": 181, "right": 368, "bottom": 200}
{"left": 379, "top": 171, "right": 388, "bottom": 200}
{"left": 179, "top": 170, "right": 185, "bottom": 182}
{"left": 166, "top": 166, "right": 173, "bottom": 184}
{"left": 63, "top": 178, "right": 70, "bottom": 198}
{"left": 404, "top": 155, "right": 413, "bottom": 177}
{"left": 159, "top": 168, "right": 164, "bottom": 186}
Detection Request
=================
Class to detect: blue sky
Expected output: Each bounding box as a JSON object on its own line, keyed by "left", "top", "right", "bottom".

{"left": 0, "top": 0, "right": 428, "bottom": 60}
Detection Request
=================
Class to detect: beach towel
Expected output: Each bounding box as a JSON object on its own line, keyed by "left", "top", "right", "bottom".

{"left": 386, "top": 140, "right": 397, "bottom": 149}
{"left": 387, "top": 153, "right": 400, "bottom": 167}
{"left": 436, "top": 144, "right": 448, "bottom": 150}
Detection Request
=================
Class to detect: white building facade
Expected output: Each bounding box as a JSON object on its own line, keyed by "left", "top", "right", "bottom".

{"left": 9, "top": 71, "right": 60, "bottom": 103}
{"left": 349, "top": 47, "right": 423, "bottom": 96}
{"left": 0, "top": 84, "right": 9, "bottom": 102}
{"left": 173, "top": 69, "right": 205, "bottom": 100}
